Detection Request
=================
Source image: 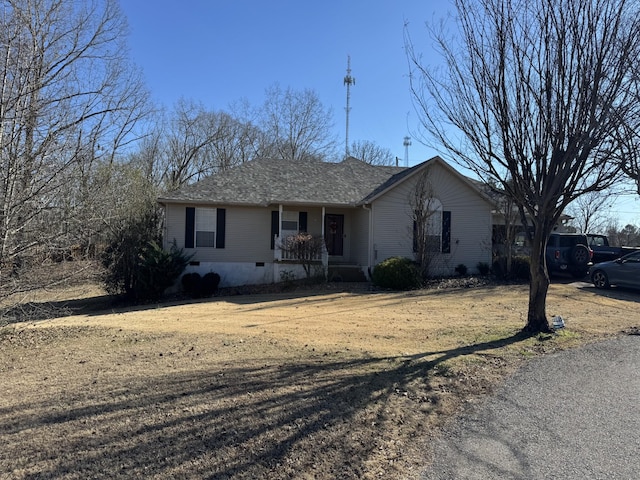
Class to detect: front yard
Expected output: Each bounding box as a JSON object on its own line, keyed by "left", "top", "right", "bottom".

{"left": 1, "top": 280, "right": 638, "bottom": 479}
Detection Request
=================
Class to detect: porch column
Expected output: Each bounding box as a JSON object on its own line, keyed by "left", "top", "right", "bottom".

{"left": 273, "top": 204, "right": 283, "bottom": 261}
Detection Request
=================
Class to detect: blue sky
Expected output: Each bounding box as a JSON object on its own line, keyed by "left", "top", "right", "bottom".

{"left": 119, "top": 0, "right": 448, "bottom": 165}
{"left": 119, "top": 0, "right": 639, "bottom": 227}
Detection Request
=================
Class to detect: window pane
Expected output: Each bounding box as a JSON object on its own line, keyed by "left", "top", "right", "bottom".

{"left": 426, "top": 211, "right": 442, "bottom": 235}
{"left": 282, "top": 220, "right": 298, "bottom": 231}
{"left": 196, "top": 208, "right": 216, "bottom": 231}
{"left": 196, "top": 231, "right": 215, "bottom": 247}
{"left": 426, "top": 235, "right": 441, "bottom": 252}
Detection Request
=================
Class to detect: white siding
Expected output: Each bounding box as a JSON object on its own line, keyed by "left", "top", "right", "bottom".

{"left": 371, "top": 162, "right": 492, "bottom": 275}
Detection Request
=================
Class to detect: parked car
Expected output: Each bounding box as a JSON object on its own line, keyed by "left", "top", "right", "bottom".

{"left": 589, "top": 250, "right": 640, "bottom": 290}
{"left": 586, "top": 234, "right": 640, "bottom": 264}
{"left": 545, "top": 232, "right": 593, "bottom": 278}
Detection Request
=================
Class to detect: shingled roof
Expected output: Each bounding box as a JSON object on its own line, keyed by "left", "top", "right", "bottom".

{"left": 158, "top": 157, "right": 405, "bottom": 207}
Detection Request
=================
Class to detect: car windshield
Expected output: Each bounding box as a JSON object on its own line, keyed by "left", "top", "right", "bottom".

{"left": 622, "top": 251, "right": 640, "bottom": 262}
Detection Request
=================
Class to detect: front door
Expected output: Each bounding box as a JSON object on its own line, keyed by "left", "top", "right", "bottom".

{"left": 325, "top": 214, "right": 344, "bottom": 256}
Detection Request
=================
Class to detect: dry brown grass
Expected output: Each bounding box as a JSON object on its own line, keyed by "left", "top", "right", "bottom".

{"left": 1, "top": 279, "right": 638, "bottom": 479}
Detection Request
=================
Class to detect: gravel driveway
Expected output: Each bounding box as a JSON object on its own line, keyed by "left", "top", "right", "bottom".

{"left": 421, "top": 334, "right": 640, "bottom": 480}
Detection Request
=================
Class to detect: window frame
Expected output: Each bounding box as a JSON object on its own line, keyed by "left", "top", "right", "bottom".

{"left": 195, "top": 207, "right": 216, "bottom": 248}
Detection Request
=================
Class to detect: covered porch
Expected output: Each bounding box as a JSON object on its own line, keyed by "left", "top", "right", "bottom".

{"left": 272, "top": 204, "right": 370, "bottom": 282}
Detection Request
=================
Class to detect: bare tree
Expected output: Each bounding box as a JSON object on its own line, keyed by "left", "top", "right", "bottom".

{"left": 612, "top": 223, "right": 640, "bottom": 246}
{"left": 278, "top": 233, "right": 326, "bottom": 280}
{"left": 407, "top": 0, "right": 640, "bottom": 332}
{"left": 488, "top": 179, "right": 522, "bottom": 277}
{"left": 258, "top": 84, "right": 338, "bottom": 161}
{"left": 160, "top": 99, "right": 227, "bottom": 191}
{"left": 566, "top": 191, "right": 616, "bottom": 234}
{"left": 620, "top": 136, "right": 640, "bottom": 195}
{"left": 620, "top": 62, "right": 640, "bottom": 195}
{"left": 148, "top": 99, "right": 265, "bottom": 192}
{"left": 410, "top": 167, "right": 443, "bottom": 278}
{"left": 0, "top": 0, "right": 149, "bottom": 295}
{"left": 349, "top": 140, "right": 396, "bottom": 166}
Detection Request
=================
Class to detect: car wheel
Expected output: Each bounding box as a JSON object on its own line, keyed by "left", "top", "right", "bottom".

{"left": 571, "top": 244, "right": 589, "bottom": 265}
{"left": 591, "top": 270, "right": 610, "bottom": 289}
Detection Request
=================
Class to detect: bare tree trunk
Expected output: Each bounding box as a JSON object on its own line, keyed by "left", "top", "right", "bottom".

{"left": 526, "top": 225, "right": 551, "bottom": 332}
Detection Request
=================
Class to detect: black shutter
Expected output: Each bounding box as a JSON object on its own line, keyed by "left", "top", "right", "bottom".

{"left": 185, "top": 207, "right": 195, "bottom": 248}
{"left": 299, "top": 211, "right": 308, "bottom": 232}
{"left": 442, "top": 211, "right": 451, "bottom": 253}
{"left": 216, "top": 208, "right": 226, "bottom": 248}
{"left": 412, "top": 220, "right": 418, "bottom": 253}
{"left": 271, "top": 210, "right": 279, "bottom": 249}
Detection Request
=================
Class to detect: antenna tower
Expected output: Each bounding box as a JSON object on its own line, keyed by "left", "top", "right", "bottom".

{"left": 344, "top": 55, "right": 355, "bottom": 158}
{"left": 403, "top": 136, "right": 411, "bottom": 167}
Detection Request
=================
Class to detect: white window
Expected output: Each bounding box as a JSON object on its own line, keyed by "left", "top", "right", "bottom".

{"left": 281, "top": 210, "right": 299, "bottom": 235}
{"left": 424, "top": 199, "right": 443, "bottom": 252}
{"left": 195, "top": 207, "right": 216, "bottom": 247}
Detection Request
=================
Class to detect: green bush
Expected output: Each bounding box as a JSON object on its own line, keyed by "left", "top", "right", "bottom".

{"left": 201, "top": 272, "right": 221, "bottom": 296}
{"left": 491, "top": 255, "right": 530, "bottom": 280}
{"left": 182, "top": 271, "right": 221, "bottom": 298}
{"left": 454, "top": 263, "right": 468, "bottom": 276}
{"left": 102, "top": 209, "right": 190, "bottom": 301}
{"left": 181, "top": 272, "right": 202, "bottom": 297}
{"left": 135, "top": 241, "right": 191, "bottom": 301}
{"left": 371, "top": 257, "right": 422, "bottom": 290}
{"left": 102, "top": 210, "right": 161, "bottom": 298}
{"left": 477, "top": 262, "right": 490, "bottom": 275}
{"left": 512, "top": 255, "right": 531, "bottom": 280}
{"left": 491, "top": 257, "right": 507, "bottom": 279}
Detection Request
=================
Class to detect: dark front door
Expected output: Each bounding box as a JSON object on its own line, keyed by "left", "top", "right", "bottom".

{"left": 325, "top": 214, "right": 344, "bottom": 256}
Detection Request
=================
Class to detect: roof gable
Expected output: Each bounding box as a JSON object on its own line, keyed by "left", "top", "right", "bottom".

{"left": 359, "top": 156, "right": 496, "bottom": 207}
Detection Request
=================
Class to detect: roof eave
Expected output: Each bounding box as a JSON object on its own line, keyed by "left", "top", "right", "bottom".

{"left": 158, "top": 198, "right": 359, "bottom": 209}
{"left": 158, "top": 198, "right": 269, "bottom": 207}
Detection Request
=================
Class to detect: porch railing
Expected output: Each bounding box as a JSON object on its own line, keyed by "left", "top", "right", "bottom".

{"left": 274, "top": 234, "right": 328, "bottom": 263}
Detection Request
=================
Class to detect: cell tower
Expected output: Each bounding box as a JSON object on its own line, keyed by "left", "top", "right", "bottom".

{"left": 403, "top": 136, "right": 411, "bottom": 167}
{"left": 344, "top": 55, "right": 355, "bottom": 158}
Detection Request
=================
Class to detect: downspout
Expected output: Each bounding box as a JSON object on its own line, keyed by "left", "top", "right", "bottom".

{"left": 278, "top": 203, "right": 283, "bottom": 257}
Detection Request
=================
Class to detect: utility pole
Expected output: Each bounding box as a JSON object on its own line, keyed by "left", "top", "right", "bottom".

{"left": 344, "top": 55, "right": 355, "bottom": 158}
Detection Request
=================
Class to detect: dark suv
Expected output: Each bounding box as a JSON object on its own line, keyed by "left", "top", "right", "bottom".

{"left": 546, "top": 233, "right": 593, "bottom": 278}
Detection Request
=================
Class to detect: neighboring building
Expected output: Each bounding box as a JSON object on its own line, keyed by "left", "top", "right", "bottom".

{"left": 158, "top": 156, "right": 495, "bottom": 288}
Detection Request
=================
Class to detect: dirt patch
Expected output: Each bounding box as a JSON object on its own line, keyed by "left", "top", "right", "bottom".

{"left": 1, "top": 280, "right": 638, "bottom": 479}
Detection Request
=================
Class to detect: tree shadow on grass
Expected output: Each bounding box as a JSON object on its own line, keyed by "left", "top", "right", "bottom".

{"left": 0, "top": 284, "right": 378, "bottom": 325}
{"left": 0, "top": 331, "right": 531, "bottom": 479}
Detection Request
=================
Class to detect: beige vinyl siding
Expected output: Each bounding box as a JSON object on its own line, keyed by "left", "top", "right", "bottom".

{"left": 371, "top": 162, "right": 492, "bottom": 273}
{"left": 165, "top": 204, "right": 328, "bottom": 264}
{"left": 165, "top": 204, "right": 272, "bottom": 263}
{"left": 299, "top": 207, "right": 323, "bottom": 236}
{"left": 164, "top": 203, "right": 187, "bottom": 249}
{"left": 350, "top": 207, "right": 370, "bottom": 266}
